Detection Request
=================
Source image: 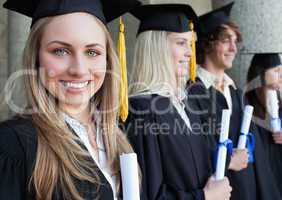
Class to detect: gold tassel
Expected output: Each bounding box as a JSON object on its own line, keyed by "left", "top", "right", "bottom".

{"left": 189, "top": 22, "right": 197, "bottom": 82}
{"left": 117, "top": 17, "right": 128, "bottom": 122}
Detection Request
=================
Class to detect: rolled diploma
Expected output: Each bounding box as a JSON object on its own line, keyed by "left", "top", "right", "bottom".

{"left": 266, "top": 90, "right": 280, "bottom": 132}
{"left": 120, "top": 153, "right": 140, "bottom": 200}
{"left": 237, "top": 105, "right": 254, "bottom": 149}
{"left": 215, "top": 109, "right": 231, "bottom": 180}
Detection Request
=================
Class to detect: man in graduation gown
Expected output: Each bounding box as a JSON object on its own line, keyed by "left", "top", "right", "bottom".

{"left": 185, "top": 2, "right": 281, "bottom": 200}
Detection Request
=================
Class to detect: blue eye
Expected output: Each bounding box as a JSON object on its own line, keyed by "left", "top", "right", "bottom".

{"left": 86, "top": 50, "right": 98, "bottom": 57}
{"left": 53, "top": 48, "right": 68, "bottom": 56}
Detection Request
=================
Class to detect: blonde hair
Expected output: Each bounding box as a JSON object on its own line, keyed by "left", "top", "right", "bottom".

{"left": 23, "top": 15, "right": 134, "bottom": 200}
{"left": 129, "top": 31, "right": 177, "bottom": 95}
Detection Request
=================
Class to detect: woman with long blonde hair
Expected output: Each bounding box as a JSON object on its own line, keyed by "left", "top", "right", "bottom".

{"left": 0, "top": 0, "right": 140, "bottom": 199}
{"left": 123, "top": 4, "right": 232, "bottom": 200}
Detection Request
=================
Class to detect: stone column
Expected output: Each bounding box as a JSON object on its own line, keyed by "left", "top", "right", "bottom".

{"left": 1, "top": 11, "right": 30, "bottom": 120}
{"left": 7, "top": 12, "right": 30, "bottom": 74}
{"left": 232, "top": 0, "right": 282, "bottom": 88}
{"left": 0, "top": 0, "right": 8, "bottom": 91}
{"left": 0, "top": 2, "right": 8, "bottom": 121}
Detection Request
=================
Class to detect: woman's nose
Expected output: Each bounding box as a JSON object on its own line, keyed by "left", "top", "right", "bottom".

{"left": 68, "top": 55, "right": 89, "bottom": 76}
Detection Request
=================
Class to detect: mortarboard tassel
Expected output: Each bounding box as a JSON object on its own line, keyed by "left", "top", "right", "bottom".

{"left": 189, "top": 22, "right": 197, "bottom": 82}
{"left": 117, "top": 17, "right": 128, "bottom": 122}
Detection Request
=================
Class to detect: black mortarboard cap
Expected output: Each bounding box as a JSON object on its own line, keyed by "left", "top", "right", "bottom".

{"left": 3, "top": 0, "right": 141, "bottom": 26}
{"left": 251, "top": 53, "right": 282, "bottom": 71}
{"left": 199, "top": 2, "right": 234, "bottom": 36}
{"left": 131, "top": 4, "right": 198, "bottom": 35}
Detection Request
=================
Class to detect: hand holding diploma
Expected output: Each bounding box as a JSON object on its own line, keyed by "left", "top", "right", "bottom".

{"left": 228, "top": 149, "right": 248, "bottom": 171}
{"left": 272, "top": 133, "right": 282, "bottom": 144}
{"left": 204, "top": 176, "right": 232, "bottom": 200}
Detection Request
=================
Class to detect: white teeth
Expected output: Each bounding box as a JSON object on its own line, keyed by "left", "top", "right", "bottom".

{"left": 62, "top": 81, "right": 89, "bottom": 89}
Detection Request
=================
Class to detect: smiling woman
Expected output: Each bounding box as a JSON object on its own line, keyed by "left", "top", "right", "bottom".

{"left": 0, "top": 0, "right": 141, "bottom": 200}
{"left": 38, "top": 13, "right": 107, "bottom": 112}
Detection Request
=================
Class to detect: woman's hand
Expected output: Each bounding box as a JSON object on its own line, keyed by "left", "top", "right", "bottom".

{"left": 272, "top": 132, "right": 282, "bottom": 144}
{"left": 228, "top": 149, "right": 248, "bottom": 171}
{"left": 204, "top": 176, "right": 232, "bottom": 200}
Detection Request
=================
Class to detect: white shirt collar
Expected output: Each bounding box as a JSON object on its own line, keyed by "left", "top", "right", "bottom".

{"left": 63, "top": 113, "right": 117, "bottom": 200}
{"left": 197, "top": 66, "right": 236, "bottom": 90}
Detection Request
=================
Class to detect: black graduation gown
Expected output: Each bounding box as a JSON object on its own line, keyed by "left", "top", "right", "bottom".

{"left": 0, "top": 116, "right": 115, "bottom": 200}
{"left": 255, "top": 121, "right": 282, "bottom": 196}
{"left": 186, "top": 79, "right": 281, "bottom": 200}
{"left": 122, "top": 94, "right": 213, "bottom": 200}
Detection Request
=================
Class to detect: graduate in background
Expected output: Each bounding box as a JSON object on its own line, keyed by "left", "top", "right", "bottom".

{"left": 246, "top": 53, "right": 282, "bottom": 196}
{"left": 186, "top": 2, "right": 281, "bottom": 200}
{"left": 0, "top": 0, "right": 141, "bottom": 199}
{"left": 122, "top": 4, "right": 232, "bottom": 200}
